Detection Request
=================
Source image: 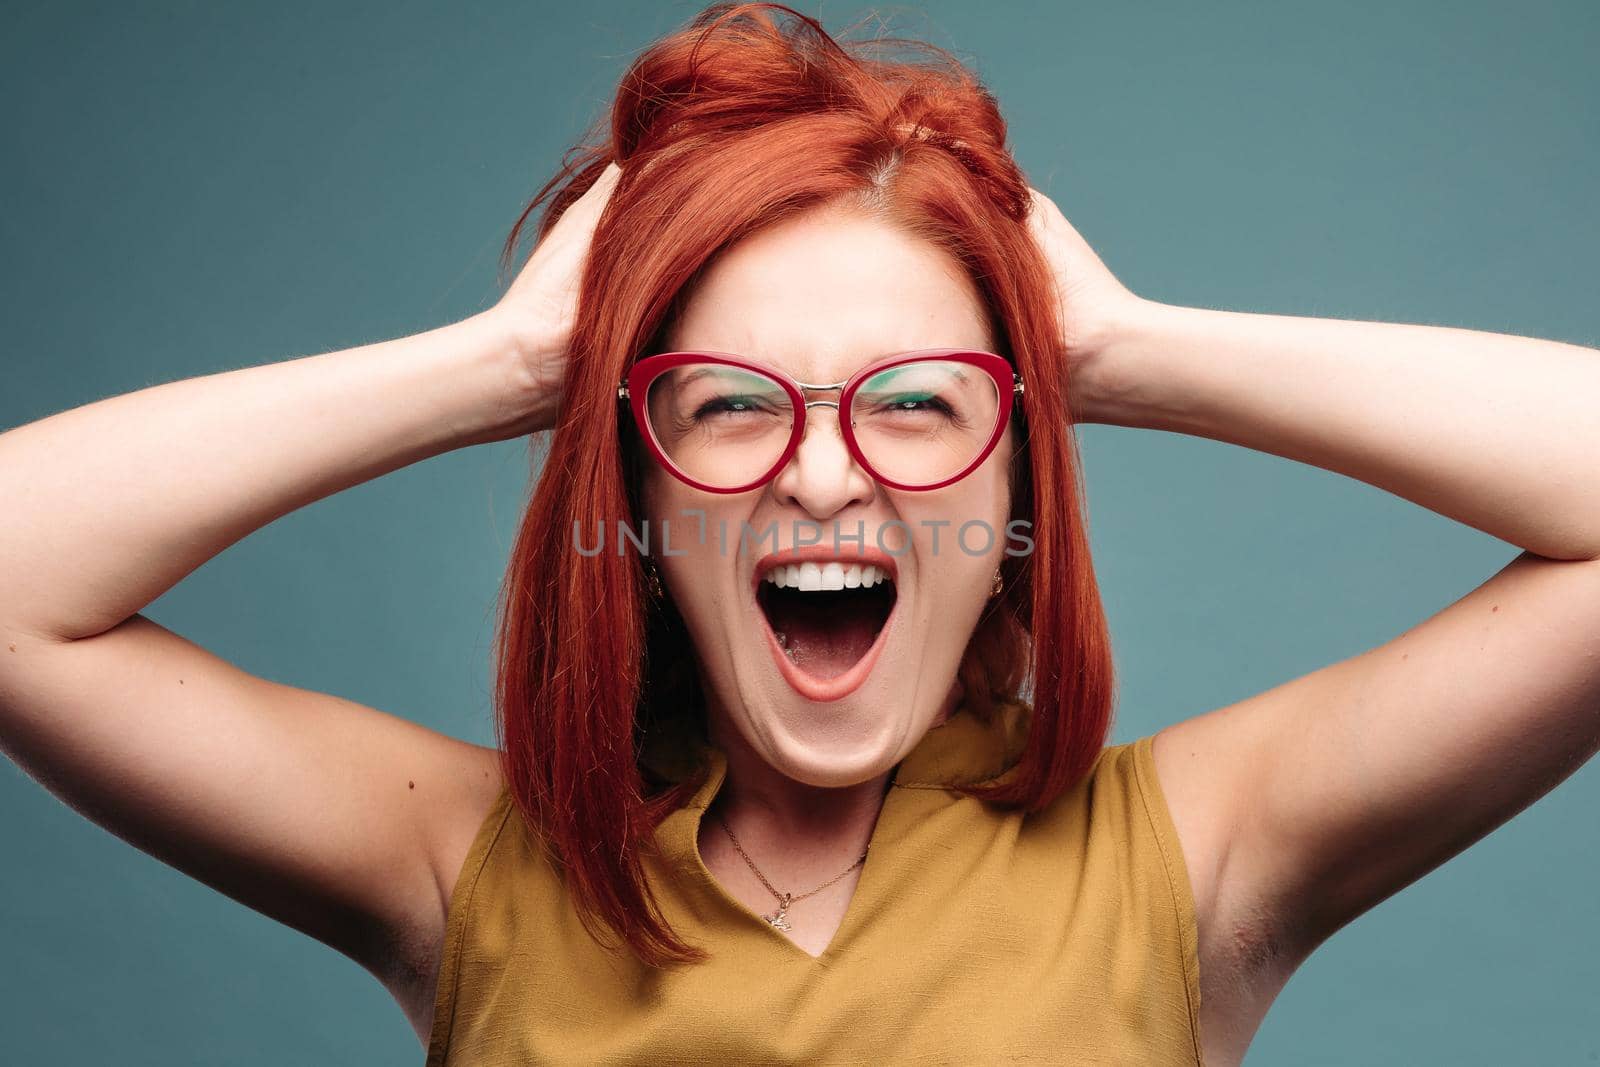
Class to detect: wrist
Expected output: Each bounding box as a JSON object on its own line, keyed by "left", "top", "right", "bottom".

{"left": 1067, "top": 295, "right": 1171, "bottom": 425}
{"left": 459, "top": 307, "right": 566, "bottom": 439}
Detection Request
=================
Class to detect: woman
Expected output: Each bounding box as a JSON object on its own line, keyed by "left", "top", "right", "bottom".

{"left": 2, "top": 4, "right": 1597, "bottom": 1064}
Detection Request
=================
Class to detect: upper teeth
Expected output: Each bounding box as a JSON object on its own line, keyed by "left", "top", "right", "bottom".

{"left": 763, "top": 562, "right": 890, "bottom": 591}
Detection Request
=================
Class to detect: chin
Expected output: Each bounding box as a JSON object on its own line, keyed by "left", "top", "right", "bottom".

{"left": 663, "top": 509, "right": 996, "bottom": 787}
{"left": 706, "top": 546, "right": 955, "bottom": 788}
{"left": 741, "top": 677, "right": 921, "bottom": 789}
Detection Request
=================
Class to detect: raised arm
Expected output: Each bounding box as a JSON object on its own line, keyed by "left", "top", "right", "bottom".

{"left": 1026, "top": 186, "right": 1600, "bottom": 1046}
{"left": 0, "top": 162, "right": 619, "bottom": 1038}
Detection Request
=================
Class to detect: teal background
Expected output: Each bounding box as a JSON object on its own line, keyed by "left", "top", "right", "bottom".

{"left": 3, "top": 1, "right": 1597, "bottom": 1063}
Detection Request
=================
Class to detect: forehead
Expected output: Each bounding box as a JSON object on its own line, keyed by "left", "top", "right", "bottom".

{"left": 662, "top": 206, "right": 996, "bottom": 383}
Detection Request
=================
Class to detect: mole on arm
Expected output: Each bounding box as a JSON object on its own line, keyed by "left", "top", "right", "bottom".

{"left": 409, "top": 780, "right": 415, "bottom": 790}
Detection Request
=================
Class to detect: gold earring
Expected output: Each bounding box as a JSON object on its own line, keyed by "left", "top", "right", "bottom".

{"left": 644, "top": 559, "right": 664, "bottom": 600}
{"left": 990, "top": 569, "right": 1004, "bottom": 598}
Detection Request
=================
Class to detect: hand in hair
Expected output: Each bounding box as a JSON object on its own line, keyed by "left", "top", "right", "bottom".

{"left": 490, "top": 161, "right": 624, "bottom": 433}
{"left": 1023, "top": 185, "right": 1146, "bottom": 388}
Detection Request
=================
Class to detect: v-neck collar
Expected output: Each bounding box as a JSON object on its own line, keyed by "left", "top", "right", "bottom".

{"left": 639, "top": 701, "right": 1034, "bottom": 965}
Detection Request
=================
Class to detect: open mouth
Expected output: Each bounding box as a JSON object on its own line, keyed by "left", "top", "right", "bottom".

{"left": 756, "top": 561, "right": 897, "bottom": 690}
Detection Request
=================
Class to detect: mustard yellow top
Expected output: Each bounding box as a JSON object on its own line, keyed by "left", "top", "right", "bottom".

{"left": 425, "top": 702, "right": 1205, "bottom": 1065}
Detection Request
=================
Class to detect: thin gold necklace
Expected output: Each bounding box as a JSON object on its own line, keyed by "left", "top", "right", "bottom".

{"left": 713, "top": 811, "right": 869, "bottom": 932}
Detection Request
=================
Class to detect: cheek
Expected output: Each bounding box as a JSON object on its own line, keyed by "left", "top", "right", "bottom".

{"left": 892, "top": 478, "right": 1010, "bottom": 578}
{"left": 641, "top": 469, "right": 709, "bottom": 555}
{"left": 948, "top": 461, "right": 1013, "bottom": 583}
{"left": 641, "top": 472, "right": 745, "bottom": 623}
{"left": 951, "top": 451, "right": 1014, "bottom": 545}
{"left": 639, "top": 466, "right": 672, "bottom": 527}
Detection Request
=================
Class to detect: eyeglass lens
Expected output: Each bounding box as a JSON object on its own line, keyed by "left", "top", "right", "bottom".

{"left": 642, "top": 359, "right": 1001, "bottom": 490}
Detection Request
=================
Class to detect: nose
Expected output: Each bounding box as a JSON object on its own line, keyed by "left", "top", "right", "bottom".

{"left": 768, "top": 402, "right": 875, "bottom": 519}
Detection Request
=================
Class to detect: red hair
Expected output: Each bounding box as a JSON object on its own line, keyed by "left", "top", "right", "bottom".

{"left": 491, "top": 2, "right": 1114, "bottom": 968}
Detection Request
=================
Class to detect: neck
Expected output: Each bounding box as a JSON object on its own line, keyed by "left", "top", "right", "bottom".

{"left": 705, "top": 715, "right": 894, "bottom": 844}
{"left": 694, "top": 686, "right": 962, "bottom": 882}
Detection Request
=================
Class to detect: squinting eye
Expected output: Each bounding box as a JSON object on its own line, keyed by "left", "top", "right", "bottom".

{"left": 872, "top": 393, "right": 953, "bottom": 414}
{"left": 694, "top": 394, "right": 772, "bottom": 419}
{"left": 895, "top": 394, "right": 942, "bottom": 411}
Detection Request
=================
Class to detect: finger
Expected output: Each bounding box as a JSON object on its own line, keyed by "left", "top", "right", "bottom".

{"left": 554, "top": 164, "right": 620, "bottom": 227}
{"left": 583, "top": 161, "right": 623, "bottom": 199}
{"left": 1023, "top": 186, "right": 1053, "bottom": 227}
{"left": 543, "top": 163, "right": 621, "bottom": 241}
{"left": 1026, "top": 184, "right": 1065, "bottom": 222}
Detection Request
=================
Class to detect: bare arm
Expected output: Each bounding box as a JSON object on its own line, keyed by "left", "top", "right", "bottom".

{"left": 1, "top": 314, "right": 541, "bottom": 644}
{"left": 0, "top": 312, "right": 534, "bottom": 980}
{"left": 0, "top": 162, "right": 621, "bottom": 1030}
{"left": 1078, "top": 296, "right": 1600, "bottom": 974}
{"left": 1077, "top": 301, "right": 1600, "bottom": 561}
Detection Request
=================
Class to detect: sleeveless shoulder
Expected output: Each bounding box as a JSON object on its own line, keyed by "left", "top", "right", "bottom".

{"left": 425, "top": 782, "right": 516, "bottom": 1067}
{"left": 426, "top": 718, "right": 1206, "bottom": 1066}
{"left": 1088, "top": 735, "right": 1206, "bottom": 1056}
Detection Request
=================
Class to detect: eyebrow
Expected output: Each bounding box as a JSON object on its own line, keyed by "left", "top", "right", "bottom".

{"left": 857, "top": 364, "right": 972, "bottom": 389}
{"left": 672, "top": 366, "right": 771, "bottom": 389}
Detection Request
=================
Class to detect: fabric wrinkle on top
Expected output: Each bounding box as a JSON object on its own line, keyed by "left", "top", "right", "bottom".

{"left": 424, "top": 700, "right": 1206, "bottom": 1065}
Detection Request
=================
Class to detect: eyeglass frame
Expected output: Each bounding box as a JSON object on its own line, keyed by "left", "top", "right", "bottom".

{"left": 617, "top": 347, "right": 1025, "bottom": 494}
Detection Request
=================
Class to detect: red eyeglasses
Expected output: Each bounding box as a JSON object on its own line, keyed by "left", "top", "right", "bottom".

{"left": 619, "top": 349, "right": 1023, "bottom": 493}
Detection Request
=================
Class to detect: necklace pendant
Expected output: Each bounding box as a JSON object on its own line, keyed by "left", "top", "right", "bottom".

{"left": 764, "top": 893, "right": 793, "bottom": 931}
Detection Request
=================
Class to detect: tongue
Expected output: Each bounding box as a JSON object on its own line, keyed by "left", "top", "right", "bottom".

{"left": 769, "top": 593, "right": 883, "bottom": 680}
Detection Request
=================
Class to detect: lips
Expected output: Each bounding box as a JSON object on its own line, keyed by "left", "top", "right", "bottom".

{"left": 752, "top": 547, "right": 899, "bottom": 701}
